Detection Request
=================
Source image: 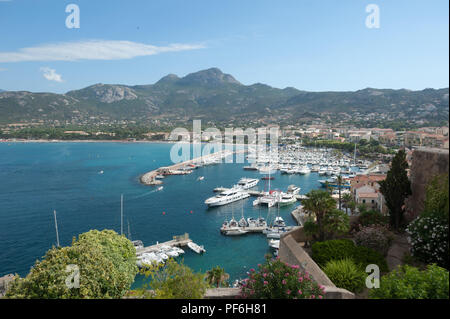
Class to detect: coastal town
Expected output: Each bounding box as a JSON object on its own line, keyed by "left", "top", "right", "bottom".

{"left": 0, "top": 0, "right": 448, "bottom": 307}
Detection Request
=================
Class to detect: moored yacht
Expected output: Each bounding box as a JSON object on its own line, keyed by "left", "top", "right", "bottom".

{"left": 278, "top": 192, "right": 297, "bottom": 207}
{"left": 205, "top": 187, "right": 250, "bottom": 207}
{"left": 236, "top": 177, "right": 259, "bottom": 189}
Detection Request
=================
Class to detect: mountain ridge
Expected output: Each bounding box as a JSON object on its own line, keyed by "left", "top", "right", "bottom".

{"left": 0, "top": 68, "right": 448, "bottom": 126}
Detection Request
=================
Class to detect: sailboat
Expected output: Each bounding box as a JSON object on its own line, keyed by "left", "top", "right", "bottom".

{"left": 222, "top": 204, "right": 248, "bottom": 236}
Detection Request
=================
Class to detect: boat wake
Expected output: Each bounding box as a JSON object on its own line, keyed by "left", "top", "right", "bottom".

{"left": 134, "top": 190, "right": 159, "bottom": 199}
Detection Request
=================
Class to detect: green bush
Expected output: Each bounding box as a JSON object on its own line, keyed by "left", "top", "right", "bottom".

{"left": 240, "top": 258, "right": 325, "bottom": 299}
{"left": 323, "top": 258, "right": 367, "bottom": 293}
{"left": 5, "top": 230, "right": 138, "bottom": 299}
{"left": 312, "top": 239, "right": 388, "bottom": 273}
{"left": 358, "top": 210, "right": 389, "bottom": 227}
{"left": 311, "top": 239, "right": 355, "bottom": 266}
{"left": 136, "top": 258, "right": 209, "bottom": 299}
{"left": 370, "top": 264, "right": 449, "bottom": 299}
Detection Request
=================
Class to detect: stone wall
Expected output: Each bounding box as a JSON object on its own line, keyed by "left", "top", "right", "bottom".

{"left": 406, "top": 147, "right": 449, "bottom": 220}
{"left": 278, "top": 227, "right": 355, "bottom": 299}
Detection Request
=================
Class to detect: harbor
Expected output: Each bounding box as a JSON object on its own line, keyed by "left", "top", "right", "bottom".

{"left": 0, "top": 142, "right": 369, "bottom": 284}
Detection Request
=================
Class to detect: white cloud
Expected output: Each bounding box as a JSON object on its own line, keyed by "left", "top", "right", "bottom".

{"left": 40, "top": 67, "right": 63, "bottom": 83}
{"left": 0, "top": 40, "right": 205, "bottom": 63}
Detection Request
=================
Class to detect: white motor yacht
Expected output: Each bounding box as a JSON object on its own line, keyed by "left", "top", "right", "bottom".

{"left": 297, "top": 165, "right": 311, "bottom": 175}
{"left": 278, "top": 193, "right": 297, "bottom": 206}
{"left": 286, "top": 185, "right": 301, "bottom": 195}
{"left": 236, "top": 178, "right": 259, "bottom": 189}
{"left": 205, "top": 187, "right": 250, "bottom": 207}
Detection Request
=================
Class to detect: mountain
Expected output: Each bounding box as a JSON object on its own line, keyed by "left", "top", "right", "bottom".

{"left": 0, "top": 68, "right": 448, "bottom": 126}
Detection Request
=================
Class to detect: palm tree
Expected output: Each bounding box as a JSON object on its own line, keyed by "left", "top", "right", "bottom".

{"left": 303, "top": 190, "right": 337, "bottom": 241}
{"left": 348, "top": 200, "right": 357, "bottom": 215}
{"left": 206, "top": 266, "right": 229, "bottom": 288}
{"left": 336, "top": 175, "right": 343, "bottom": 210}
{"left": 342, "top": 193, "right": 353, "bottom": 215}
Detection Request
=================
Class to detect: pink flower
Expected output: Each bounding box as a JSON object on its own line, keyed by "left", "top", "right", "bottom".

{"left": 298, "top": 290, "right": 302, "bottom": 295}
{"left": 287, "top": 290, "right": 291, "bottom": 295}
{"left": 250, "top": 268, "right": 255, "bottom": 272}
{"left": 319, "top": 295, "right": 323, "bottom": 299}
{"left": 311, "top": 294, "right": 315, "bottom": 299}
{"left": 263, "top": 281, "right": 268, "bottom": 285}
{"left": 282, "top": 279, "right": 287, "bottom": 285}
{"left": 298, "top": 277, "right": 303, "bottom": 282}
{"left": 285, "top": 273, "right": 290, "bottom": 277}
{"left": 263, "top": 273, "right": 267, "bottom": 278}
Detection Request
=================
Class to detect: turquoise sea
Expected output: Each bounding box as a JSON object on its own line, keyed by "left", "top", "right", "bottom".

{"left": 0, "top": 142, "right": 323, "bottom": 286}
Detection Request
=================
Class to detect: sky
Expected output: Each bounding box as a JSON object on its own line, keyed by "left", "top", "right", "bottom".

{"left": 0, "top": 0, "right": 448, "bottom": 93}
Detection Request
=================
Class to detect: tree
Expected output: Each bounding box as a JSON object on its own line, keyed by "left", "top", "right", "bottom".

{"left": 303, "top": 190, "right": 337, "bottom": 241}
{"left": 342, "top": 193, "right": 353, "bottom": 215}
{"left": 379, "top": 149, "right": 412, "bottom": 230}
{"left": 336, "top": 175, "right": 343, "bottom": 210}
{"left": 5, "top": 230, "right": 138, "bottom": 299}
{"left": 136, "top": 259, "right": 209, "bottom": 299}
{"left": 322, "top": 209, "right": 350, "bottom": 240}
{"left": 348, "top": 200, "right": 357, "bottom": 215}
{"left": 206, "top": 266, "right": 230, "bottom": 288}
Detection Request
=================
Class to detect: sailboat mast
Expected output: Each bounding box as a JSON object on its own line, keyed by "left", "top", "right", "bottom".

{"left": 120, "top": 194, "right": 123, "bottom": 236}
{"left": 53, "top": 210, "right": 60, "bottom": 247}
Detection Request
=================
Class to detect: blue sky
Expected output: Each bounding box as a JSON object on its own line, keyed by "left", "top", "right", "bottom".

{"left": 0, "top": 0, "right": 448, "bottom": 93}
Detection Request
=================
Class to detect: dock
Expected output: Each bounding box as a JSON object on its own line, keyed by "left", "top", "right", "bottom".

{"left": 136, "top": 233, "right": 201, "bottom": 255}
{"left": 140, "top": 149, "right": 238, "bottom": 185}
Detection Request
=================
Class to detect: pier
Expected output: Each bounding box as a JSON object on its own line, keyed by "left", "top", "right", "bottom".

{"left": 136, "top": 233, "right": 197, "bottom": 255}
{"left": 140, "top": 149, "right": 237, "bottom": 185}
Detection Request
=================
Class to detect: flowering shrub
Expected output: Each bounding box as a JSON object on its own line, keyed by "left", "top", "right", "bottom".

{"left": 354, "top": 225, "right": 392, "bottom": 255}
{"left": 323, "top": 258, "right": 366, "bottom": 293}
{"left": 240, "top": 258, "right": 325, "bottom": 299}
{"left": 406, "top": 215, "right": 449, "bottom": 269}
{"left": 370, "top": 264, "right": 449, "bottom": 299}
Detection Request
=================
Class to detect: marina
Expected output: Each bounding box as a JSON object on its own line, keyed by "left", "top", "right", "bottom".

{"left": 0, "top": 142, "right": 367, "bottom": 285}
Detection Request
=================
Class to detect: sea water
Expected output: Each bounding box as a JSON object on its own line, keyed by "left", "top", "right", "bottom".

{"left": 0, "top": 142, "right": 323, "bottom": 286}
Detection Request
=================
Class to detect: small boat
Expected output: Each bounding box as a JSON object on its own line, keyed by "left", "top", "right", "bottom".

{"left": 224, "top": 228, "right": 248, "bottom": 236}
{"left": 278, "top": 193, "right": 297, "bottom": 207}
{"left": 268, "top": 239, "right": 280, "bottom": 249}
{"left": 157, "top": 186, "right": 164, "bottom": 191}
{"left": 98, "top": 170, "right": 104, "bottom": 174}
{"left": 287, "top": 185, "right": 301, "bottom": 195}
{"left": 187, "top": 242, "right": 206, "bottom": 254}
{"left": 197, "top": 176, "right": 204, "bottom": 181}
{"left": 132, "top": 240, "right": 144, "bottom": 250}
